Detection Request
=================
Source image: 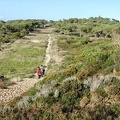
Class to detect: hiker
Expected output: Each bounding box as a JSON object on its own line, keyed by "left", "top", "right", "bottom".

{"left": 40, "top": 65, "right": 45, "bottom": 77}
{"left": 37, "top": 67, "right": 42, "bottom": 78}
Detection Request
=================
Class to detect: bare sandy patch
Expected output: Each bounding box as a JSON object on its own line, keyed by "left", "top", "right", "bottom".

{"left": 31, "top": 40, "right": 40, "bottom": 43}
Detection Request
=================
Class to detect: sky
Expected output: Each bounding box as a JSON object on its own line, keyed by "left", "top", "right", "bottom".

{"left": 0, "top": 0, "right": 120, "bottom": 21}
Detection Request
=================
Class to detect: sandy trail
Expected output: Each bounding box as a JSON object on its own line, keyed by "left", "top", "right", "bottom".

{"left": 44, "top": 34, "right": 52, "bottom": 71}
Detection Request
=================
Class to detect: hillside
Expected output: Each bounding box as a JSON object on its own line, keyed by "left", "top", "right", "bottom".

{"left": 0, "top": 17, "right": 120, "bottom": 120}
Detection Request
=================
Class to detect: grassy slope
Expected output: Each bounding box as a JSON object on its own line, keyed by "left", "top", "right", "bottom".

{"left": 0, "top": 31, "right": 48, "bottom": 78}
{"left": 0, "top": 26, "right": 120, "bottom": 119}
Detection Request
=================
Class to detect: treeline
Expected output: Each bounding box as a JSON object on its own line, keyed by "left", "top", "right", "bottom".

{"left": 52, "top": 16, "right": 120, "bottom": 38}
{"left": 0, "top": 19, "right": 48, "bottom": 44}
{"left": 1, "top": 17, "right": 120, "bottom": 45}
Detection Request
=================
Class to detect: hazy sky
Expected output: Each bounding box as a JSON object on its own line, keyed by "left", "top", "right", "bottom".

{"left": 0, "top": 0, "right": 120, "bottom": 21}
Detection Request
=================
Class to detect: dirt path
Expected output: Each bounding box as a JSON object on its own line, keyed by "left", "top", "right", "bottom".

{"left": 0, "top": 34, "right": 52, "bottom": 104}
{"left": 44, "top": 34, "right": 52, "bottom": 71}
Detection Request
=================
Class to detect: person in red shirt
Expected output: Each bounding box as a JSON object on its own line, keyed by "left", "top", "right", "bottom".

{"left": 37, "top": 67, "right": 42, "bottom": 78}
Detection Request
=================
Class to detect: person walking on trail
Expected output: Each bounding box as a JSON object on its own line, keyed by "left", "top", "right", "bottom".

{"left": 40, "top": 65, "right": 45, "bottom": 77}
{"left": 37, "top": 67, "right": 42, "bottom": 78}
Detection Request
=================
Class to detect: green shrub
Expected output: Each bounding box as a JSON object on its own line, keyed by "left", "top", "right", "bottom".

{"left": 94, "top": 88, "right": 108, "bottom": 98}
{"left": 81, "top": 37, "right": 90, "bottom": 45}
{"left": 77, "top": 69, "right": 89, "bottom": 81}
{"left": 40, "top": 96, "right": 58, "bottom": 106}
{"left": 61, "top": 91, "right": 78, "bottom": 106}
{"left": 64, "top": 66, "right": 77, "bottom": 77}
{"left": 24, "top": 87, "right": 38, "bottom": 96}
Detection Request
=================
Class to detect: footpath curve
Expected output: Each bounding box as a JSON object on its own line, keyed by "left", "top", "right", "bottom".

{"left": 0, "top": 34, "right": 52, "bottom": 104}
